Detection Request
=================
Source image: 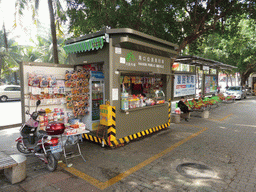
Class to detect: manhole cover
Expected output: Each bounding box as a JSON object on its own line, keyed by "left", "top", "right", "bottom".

{"left": 176, "top": 163, "right": 216, "bottom": 179}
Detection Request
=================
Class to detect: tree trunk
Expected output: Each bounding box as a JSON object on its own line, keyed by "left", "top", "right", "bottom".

{"left": 197, "top": 67, "right": 200, "bottom": 88}
{"left": 0, "top": 56, "right": 2, "bottom": 80}
{"left": 226, "top": 73, "right": 229, "bottom": 88}
{"left": 48, "top": 0, "right": 59, "bottom": 64}
{"left": 3, "top": 24, "right": 8, "bottom": 52}
{"left": 1, "top": 24, "right": 8, "bottom": 81}
{"left": 14, "top": 72, "right": 18, "bottom": 85}
{"left": 241, "top": 72, "right": 251, "bottom": 86}
{"left": 241, "top": 75, "right": 246, "bottom": 86}
{"left": 240, "top": 64, "right": 256, "bottom": 86}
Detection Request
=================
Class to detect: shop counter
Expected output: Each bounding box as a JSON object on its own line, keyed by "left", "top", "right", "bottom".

{"left": 120, "top": 103, "right": 167, "bottom": 113}
{"left": 116, "top": 102, "right": 170, "bottom": 140}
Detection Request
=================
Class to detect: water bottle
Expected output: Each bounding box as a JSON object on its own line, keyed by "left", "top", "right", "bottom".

{"left": 121, "top": 92, "right": 129, "bottom": 110}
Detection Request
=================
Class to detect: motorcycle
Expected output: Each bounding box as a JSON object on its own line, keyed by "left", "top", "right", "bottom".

{"left": 16, "top": 100, "right": 65, "bottom": 172}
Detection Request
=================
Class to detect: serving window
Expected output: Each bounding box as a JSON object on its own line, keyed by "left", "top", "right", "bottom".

{"left": 120, "top": 73, "right": 166, "bottom": 111}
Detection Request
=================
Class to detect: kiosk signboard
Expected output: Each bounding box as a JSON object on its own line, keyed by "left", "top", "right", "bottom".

{"left": 174, "top": 74, "right": 196, "bottom": 97}
{"left": 114, "top": 48, "right": 170, "bottom": 74}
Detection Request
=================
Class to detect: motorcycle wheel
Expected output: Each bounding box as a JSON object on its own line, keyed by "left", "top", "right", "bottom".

{"left": 53, "top": 152, "right": 61, "bottom": 160}
{"left": 16, "top": 142, "right": 30, "bottom": 154}
{"left": 46, "top": 152, "right": 58, "bottom": 172}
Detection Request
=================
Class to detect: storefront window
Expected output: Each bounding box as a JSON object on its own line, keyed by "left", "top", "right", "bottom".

{"left": 173, "top": 74, "right": 196, "bottom": 97}
{"left": 172, "top": 63, "right": 190, "bottom": 72}
{"left": 210, "top": 69, "right": 217, "bottom": 74}
{"left": 196, "top": 67, "right": 202, "bottom": 89}
{"left": 205, "top": 75, "right": 217, "bottom": 93}
{"left": 120, "top": 74, "right": 165, "bottom": 110}
{"left": 190, "top": 65, "right": 196, "bottom": 73}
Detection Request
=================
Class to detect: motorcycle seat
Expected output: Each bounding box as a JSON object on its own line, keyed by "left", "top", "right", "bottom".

{"left": 21, "top": 125, "right": 37, "bottom": 134}
{"left": 38, "top": 130, "right": 47, "bottom": 134}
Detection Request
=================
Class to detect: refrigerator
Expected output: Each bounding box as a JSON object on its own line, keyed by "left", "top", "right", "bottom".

{"left": 82, "top": 71, "right": 105, "bottom": 131}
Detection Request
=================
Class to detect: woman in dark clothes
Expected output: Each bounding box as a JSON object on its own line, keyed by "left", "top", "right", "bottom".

{"left": 177, "top": 96, "right": 190, "bottom": 121}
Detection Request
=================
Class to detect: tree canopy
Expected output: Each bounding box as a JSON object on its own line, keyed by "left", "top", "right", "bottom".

{"left": 14, "top": 0, "right": 68, "bottom": 64}
{"left": 0, "top": 29, "right": 21, "bottom": 84}
{"left": 66, "top": 0, "right": 255, "bottom": 51}
{"left": 186, "top": 14, "right": 256, "bottom": 85}
{"left": 66, "top": 0, "right": 256, "bottom": 84}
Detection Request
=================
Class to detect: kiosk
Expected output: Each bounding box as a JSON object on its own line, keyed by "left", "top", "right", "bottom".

{"left": 64, "top": 28, "right": 178, "bottom": 147}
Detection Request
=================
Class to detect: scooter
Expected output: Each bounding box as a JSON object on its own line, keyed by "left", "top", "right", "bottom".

{"left": 16, "top": 100, "right": 64, "bottom": 172}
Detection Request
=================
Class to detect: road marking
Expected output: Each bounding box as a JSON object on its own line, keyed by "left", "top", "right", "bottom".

{"left": 234, "top": 124, "right": 256, "bottom": 128}
{"left": 209, "top": 113, "right": 233, "bottom": 121}
{"left": 218, "top": 113, "right": 233, "bottom": 121}
{"left": 60, "top": 126, "right": 208, "bottom": 190}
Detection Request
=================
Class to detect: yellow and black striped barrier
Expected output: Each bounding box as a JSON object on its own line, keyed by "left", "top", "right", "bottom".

{"left": 168, "top": 99, "right": 171, "bottom": 126}
{"left": 83, "top": 100, "right": 171, "bottom": 148}
{"left": 107, "top": 106, "right": 117, "bottom": 147}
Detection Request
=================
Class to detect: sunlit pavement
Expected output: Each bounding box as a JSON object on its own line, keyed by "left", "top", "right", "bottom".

{"left": 0, "top": 127, "right": 20, "bottom": 155}
{"left": 0, "top": 101, "right": 22, "bottom": 127}
{"left": 0, "top": 96, "right": 256, "bottom": 192}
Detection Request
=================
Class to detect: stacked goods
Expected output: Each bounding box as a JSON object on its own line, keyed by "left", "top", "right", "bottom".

{"left": 65, "top": 69, "right": 90, "bottom": 117}
{"left": 120, "top": 75, "right": 165, "bottom": 110}
{"left": 27, "top": 73, "right": 66, "bottom": 106}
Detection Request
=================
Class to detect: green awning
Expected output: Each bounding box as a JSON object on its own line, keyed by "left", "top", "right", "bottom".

{"left": 63, "top": 36, "right": 105, "bottom": 54}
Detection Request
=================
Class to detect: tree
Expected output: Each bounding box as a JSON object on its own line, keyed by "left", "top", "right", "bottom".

{"left": 0, "top": 27, "right": 21, "bottom": 84}
{"left": 66, "top": 0, "right": 254, "bottom": 56}
{"left": 67, "top": 0, "right": 180, "bottom": 43}
{"left": 27, "top": 34, "right": 68, "bottom": 64}
{"left": 15, "top": 0, "right": 67, "bottom": 64}
{"left": 185, "top": 14, "right": 256, "bottom": 86}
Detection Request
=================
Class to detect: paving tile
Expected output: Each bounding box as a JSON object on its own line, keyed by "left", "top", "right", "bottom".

{"left": 51, "top": 176, "right": 92, "bottom": 191}
{"left": 42, "top": 171, "right": 72, "bottom": 183}
{"left": 36, "top": 185, "right": 60, "bottom": 192}
{"left": 19, "top": 171, "right": 71, "bottom": 192}
{"left": 70, "top": 185, "right": 101, "bottom": 192}
{"left": 0, "top": 185, "right": 25, "bottom": 192}
{"left": 20, "top": 174, "right": 50, "bottom": 192}
{"left": 245, "top": 184, "right": 256, "bottom": 191}
{"left": 2, "top": 99, "right": 256, "bottom": 191}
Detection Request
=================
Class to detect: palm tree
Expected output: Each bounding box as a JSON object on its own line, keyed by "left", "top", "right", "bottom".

{"left": 48, "top": 0, "right": 58, "bottom": 64}
{"left": 0, "top": 28, "right": 21, "bottom": 85}
{"left": 28, "top": 34, "right": 68, "bottom": 64}
{"left": 14, "top": 0, "right": 67, "bottom": 64}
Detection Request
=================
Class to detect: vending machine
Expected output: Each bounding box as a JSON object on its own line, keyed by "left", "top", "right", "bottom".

{"left": 82, "top": 71, "right": 105, "bottom": 131}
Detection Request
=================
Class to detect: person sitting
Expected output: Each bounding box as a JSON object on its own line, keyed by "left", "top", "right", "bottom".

{"left": 198, "top": 92, "right": 203, "bottom": 99}
{"left": 177, "top": 96, "right": 191, "bottom": 122}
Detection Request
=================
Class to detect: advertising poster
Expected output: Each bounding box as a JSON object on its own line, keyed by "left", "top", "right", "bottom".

{"left": 174, "top": 74, "right": 196, "bottom": 97}
{"left": 205, "top": 75, "right": 217, "bottom": 93}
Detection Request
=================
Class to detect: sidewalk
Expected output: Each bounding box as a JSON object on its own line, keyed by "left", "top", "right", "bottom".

{"left": 1, "top": 97, "right": 256, "bottom": 192}
{"left": 0, "top": 101, "right": 21, "bottom": 128}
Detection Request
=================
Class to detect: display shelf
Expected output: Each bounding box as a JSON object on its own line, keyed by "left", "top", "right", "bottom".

{"left": 92, "top": 98, "right": 103, "bottom": 101}
{"left": 25, "top": 103, "right": 67, "bottom": 107}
